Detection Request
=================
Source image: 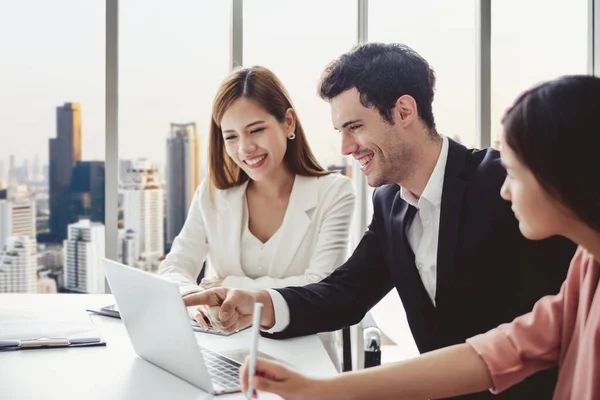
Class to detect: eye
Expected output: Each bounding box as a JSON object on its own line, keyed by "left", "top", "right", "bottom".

{"left": 350, "top": 124, "right": 362, "bottom": 131}
{"left": 224, "top": 135, "right": 237, "bottom": 141}
{"left": 250, "top": 127, "right": 265, "bottom": 134}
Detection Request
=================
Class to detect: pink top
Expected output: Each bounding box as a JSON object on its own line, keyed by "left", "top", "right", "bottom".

{"left": 467, "top": 246, "right": 600, "bottom": 400}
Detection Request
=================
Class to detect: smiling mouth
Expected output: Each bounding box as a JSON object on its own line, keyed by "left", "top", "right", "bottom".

{"left": 244, "top": 154, "right": 267, "bottom": 166}
{"left": 357, "top": 153, "right": 374, "bottom": 170}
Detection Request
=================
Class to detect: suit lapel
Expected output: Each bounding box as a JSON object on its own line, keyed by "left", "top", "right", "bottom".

{"left": 268, "top": 175, "right": 315, "bottom": 278}
{"left": 435, "top": 139, "right": 468, "bottom": 305}
{"left": 216, "top": 182, "right": 248, "bottom": 276}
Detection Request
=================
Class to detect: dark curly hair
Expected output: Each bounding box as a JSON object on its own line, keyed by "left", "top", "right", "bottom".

{"left": 503, "top": 75, "right": 600, "bottom": 232}
{"left": 319, "top": 42, "right": 437, "bottom": 132}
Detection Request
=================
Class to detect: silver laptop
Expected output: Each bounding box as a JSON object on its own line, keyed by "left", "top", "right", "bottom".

{"left": 103, "top": 258, "right": 242, "bottom": 395}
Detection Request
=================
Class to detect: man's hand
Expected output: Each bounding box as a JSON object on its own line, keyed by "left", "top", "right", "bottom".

{"left": 183, "top": 288, "right": 275, "bottom": 333}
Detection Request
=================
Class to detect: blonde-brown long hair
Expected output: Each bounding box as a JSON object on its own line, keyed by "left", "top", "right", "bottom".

{"left": 209, "top": 66, "right": 329, "bottom": 190}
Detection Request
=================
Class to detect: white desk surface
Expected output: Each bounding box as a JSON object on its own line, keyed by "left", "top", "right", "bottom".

{"left": 370, "top": 291, "right": 420, "bottom": 362}
{"left": 0, "top": 294, "right": 337, "bottom": 400}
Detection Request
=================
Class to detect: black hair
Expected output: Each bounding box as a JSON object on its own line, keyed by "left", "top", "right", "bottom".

{"left": 503, "top": 75, "right": 600, "bottom": 231}
{"left": 319, "top": 42, "right": 436, "bottom": 132}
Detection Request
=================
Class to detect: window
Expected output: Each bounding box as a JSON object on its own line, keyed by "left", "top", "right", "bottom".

{"left": 243, "top": 0, "right": 357, "bottom": 169}
{"left": 0, "top": 1, "right": 105, "bottom": 293}
{"left": 369, "top": 0, "right": 478, "bottom": 147}
{"left": 491, "top": 0, "right": 588, "bottom": 147}
{"left": 119, "top": 0, "right": 230, "bottom": 271}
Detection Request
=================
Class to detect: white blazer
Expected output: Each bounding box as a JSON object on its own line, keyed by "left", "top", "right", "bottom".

{"left": 159, "top": 173, "right": 356, "bottom": 295}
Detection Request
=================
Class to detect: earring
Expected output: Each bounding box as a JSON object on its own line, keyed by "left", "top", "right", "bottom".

{"left": 288, "top": 132, "right": 296, "bottom": 140}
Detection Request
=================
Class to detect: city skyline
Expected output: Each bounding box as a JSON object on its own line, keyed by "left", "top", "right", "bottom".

{"left": 0, "top": 0, "right": 591, "bottom": 295}
{"left": 1, "top": 0, "right": 588, "bottom": 168}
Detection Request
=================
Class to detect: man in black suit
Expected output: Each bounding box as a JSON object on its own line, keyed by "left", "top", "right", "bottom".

{"left": 185, "top": 43, "right": 576, "bottom": 399}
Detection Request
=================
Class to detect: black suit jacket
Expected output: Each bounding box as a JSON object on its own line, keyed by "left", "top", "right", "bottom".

{"left": 267, "top": 139, "right": 576, "bottom": 399}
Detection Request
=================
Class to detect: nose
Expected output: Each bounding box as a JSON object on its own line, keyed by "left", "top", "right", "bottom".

{"left": 238, "top": 135, "right": 256, "bottom": 156}
{"left": 500, "top": 177, "right": 510, "bottom": 202}
{"left": 341, "top": 131, "right": 359, "bottom": 156}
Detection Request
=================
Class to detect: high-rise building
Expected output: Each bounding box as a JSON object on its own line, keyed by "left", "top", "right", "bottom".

{"left": 8, "top": 155, "right": 17, "bottom": 185}
{"left": 63, "top": 219, "right": 105, "bottom": 294}
{"left": 0, "top": 236, "right": 37, "bottom": 293}
{"left": 49, "top": 103, "right": 82, "bottom": 242}
{"left": 22, "top": 159, "right": 31, "bottom": 183}
{"left": 43, "top": 165, "right": 49, "bottom": 187}
{"left": 166, "top": 122, "right": 199, "bottom": 251}
{"left": 37, "top": 244, "right": 63, "bottom": 272}
{"left": 122, "top": 158, "right": 164, "bottom": 268}
{"left": 69, "top": 161, "right": 105, "bottom": 225}
{"left": 32, "top": 154, "right": 43, "bottom": 182}
{"left": 119, "top": 159, "right": 133, "bottom": 185}
{"left": 0, "top": 189, "right": 36, "bottom": 250}
{"left": 121, "top": 229, "right": 137, "bottom": 268}
{"left": 0, "top": 160, "right": 5, "bottom": 183}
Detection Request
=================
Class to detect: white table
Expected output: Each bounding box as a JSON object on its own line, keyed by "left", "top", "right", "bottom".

{"left": 0, "top": 294, "right": 337, "bottom": 400}
{"left": 370, "top": 291, "right": 420, "bottom": 363}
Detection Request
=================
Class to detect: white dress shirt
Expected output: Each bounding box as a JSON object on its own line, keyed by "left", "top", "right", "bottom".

{"left": 267, "top": 136, "right": 449, "bottom": 332}
{"left": 400, "top": 135, "right": 448, "bottom": 305}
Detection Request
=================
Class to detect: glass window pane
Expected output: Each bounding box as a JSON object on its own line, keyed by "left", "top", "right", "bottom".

{"left": 0, "top": 1, "right": 105, "bottom": 294}
{"left": 243, "top": 0, "right": 357, "bottom": 168}
{"left": 368, "top": 0, "right": 476, "bottom": 357}
{"left": 369, "top": 0, "right": 478, "bottom": 147}
{"left": 119, "top": 1, "right": 229, "bottom": 270}
{"left": 491, "top": 0, "right": 588, "bottom": 148}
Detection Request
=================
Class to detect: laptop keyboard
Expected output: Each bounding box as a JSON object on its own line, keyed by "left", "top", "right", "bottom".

{"left": 200, "top": 346, "right": 242, "bottom": 390}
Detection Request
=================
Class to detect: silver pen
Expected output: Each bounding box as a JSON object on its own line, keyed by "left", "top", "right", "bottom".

{"left": 246, "top": 303, "right": 263, "bottom": 399}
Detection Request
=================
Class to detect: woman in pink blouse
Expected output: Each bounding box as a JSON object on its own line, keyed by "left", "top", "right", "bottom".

{"left": 239, "top": 75, "right": 600, "bottom": 400}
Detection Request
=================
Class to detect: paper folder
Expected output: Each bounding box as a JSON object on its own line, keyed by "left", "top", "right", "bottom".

{"left": 0, "top": 308, "right": 106, "bottom": 351}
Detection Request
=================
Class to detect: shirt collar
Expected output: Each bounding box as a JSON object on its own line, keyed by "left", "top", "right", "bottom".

{"left": 400, "top": 135, "right": 449, "bottom": 209}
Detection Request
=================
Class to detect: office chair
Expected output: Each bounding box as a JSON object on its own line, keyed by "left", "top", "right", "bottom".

{"left": 342, "top": 312, "right": 382, "bottom": 371}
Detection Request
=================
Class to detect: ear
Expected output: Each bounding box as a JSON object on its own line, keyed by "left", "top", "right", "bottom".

{"left": 393, "top": 95, "right": 418, "bottom": 126}
{"left": 284, "top": 108, "right": 297, "bottom": 134}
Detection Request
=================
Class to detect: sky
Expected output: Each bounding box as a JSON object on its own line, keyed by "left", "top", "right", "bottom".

{"left": 0, "top": 0, "right": 589, "bottom": 176}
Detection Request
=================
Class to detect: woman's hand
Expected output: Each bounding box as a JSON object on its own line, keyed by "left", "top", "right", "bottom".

{"left": 240, "top": 357, "right": 330, "bottom": 400}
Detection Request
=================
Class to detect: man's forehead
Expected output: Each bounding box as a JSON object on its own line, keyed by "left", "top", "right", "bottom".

{"left": 331, "top": 89, "right": 365, "bottom": 125}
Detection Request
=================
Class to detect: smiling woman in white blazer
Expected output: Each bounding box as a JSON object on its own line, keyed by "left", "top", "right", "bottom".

{"left": 158, "top": 66, "right": 355, "bottom": 368}
{"left": 160, "top": 173, "right": 354, "bottom": 294}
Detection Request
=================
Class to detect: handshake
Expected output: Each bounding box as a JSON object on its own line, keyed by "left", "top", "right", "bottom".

{"left": 183, "top": 287, "right": 276, "bottom": 334}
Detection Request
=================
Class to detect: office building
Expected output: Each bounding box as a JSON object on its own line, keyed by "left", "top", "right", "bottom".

{"left": 8, "top": 155, "right": 17, "bottom": 185}
{"left": 69, "top": 161, "right": 105, "bottom": 225}
{"left": 63, "top": 219, "right": 105, "bottom": 294}
{"left": 22, "top": 159, "right": 31, "bottom": 183}
{"left": 122, "top": 158, "right": 164, "bottom": 268}
{"left": 43, "top": 165, "right": 49, "bottom": 187}
{"left": 0, "top": 189, "right": 36, "bottom": 250}
{"left": 119, "top": 159, "right": 133, "bottom": 185}
{"left": 37, "top": 243, "right": 63, "bottom": 272}
{"left": 0, "top": 236, "right": 37, "bottom": 293}
{"left": 32, "top": 154, "right": 43, "bottom": 182}
{"left": 49, "top": 102, "right": 82, "bottom": 242}
{"left": 166, "top": 122, "right": 199, "bottom": 251}
{"left": 121, "top": 229, "right": 137, "bottom": 268}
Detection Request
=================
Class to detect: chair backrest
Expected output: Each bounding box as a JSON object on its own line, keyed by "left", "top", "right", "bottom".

{"left": 341, "top": 312, "right": 382, "bottom": 371}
